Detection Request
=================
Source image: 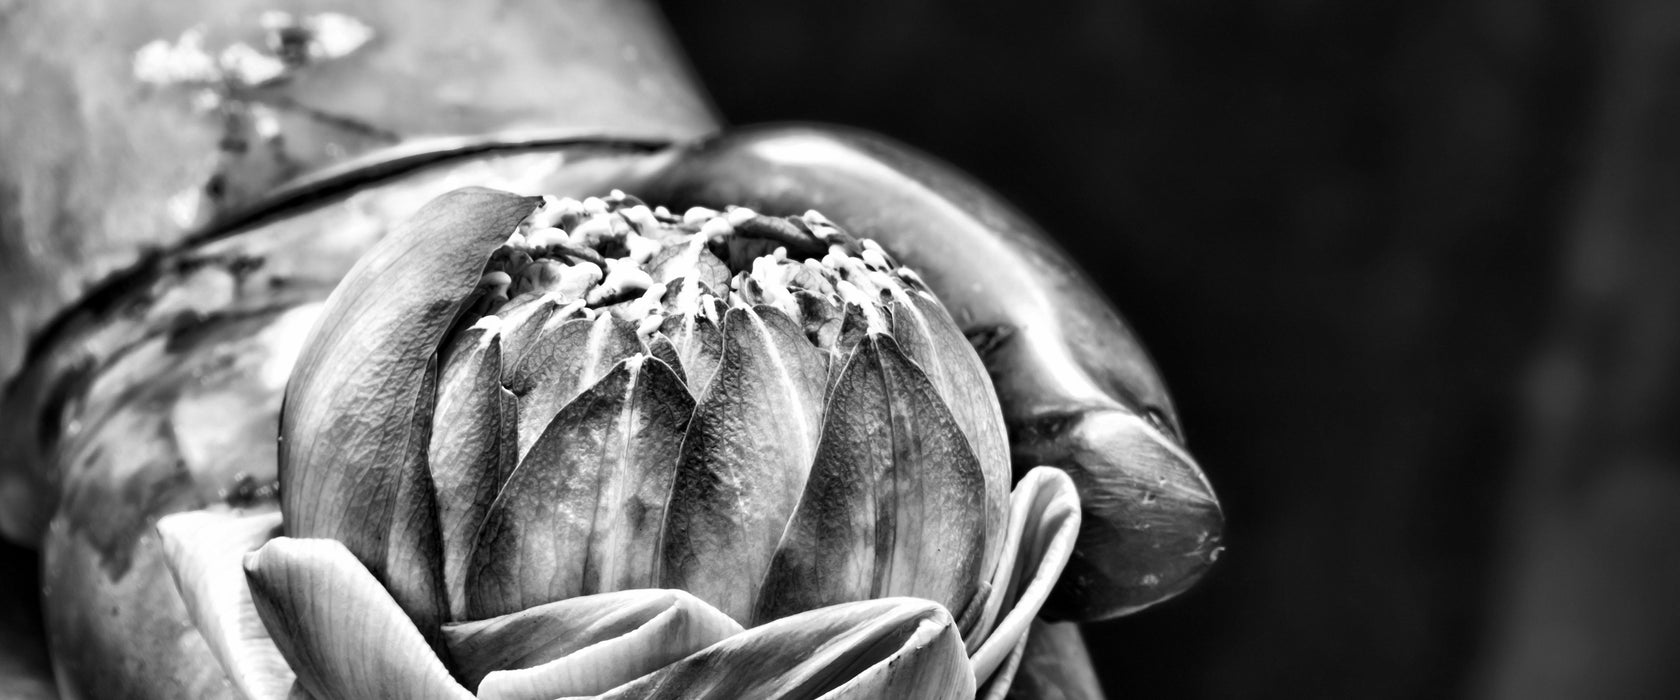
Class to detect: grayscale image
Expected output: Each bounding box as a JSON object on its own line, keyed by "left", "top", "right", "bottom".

{"left": 1, "top": 2, "right": 1674, "bottom": 698}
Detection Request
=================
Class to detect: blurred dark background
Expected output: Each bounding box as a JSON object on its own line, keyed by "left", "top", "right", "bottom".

{"left": 657, "top": 1, "right": 1680, "bottom": 698}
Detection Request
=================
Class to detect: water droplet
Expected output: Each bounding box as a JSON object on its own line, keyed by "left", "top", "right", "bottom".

{"left": 1208, "top": 546, "right": 1226, "bottom": 563}
{"left": 1140, "top": 574, "right": 1161, "bottom": 587}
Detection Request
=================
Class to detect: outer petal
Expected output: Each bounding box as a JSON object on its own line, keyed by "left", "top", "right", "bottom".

{"left": 508, "top": 312, "right": 642, "bottom": 459}
{"left": 655, "top": 306, "right": 725, "bottom": 399}
{"left": 279, "top": 188, "right": 536, "bottom": 578}
{"left": 887, "top": 290, "right": 1012, "bottom": 582}
{"left": 442, "top": 589, "right": 741, "bottom": 699}
{"left": 430, "top": 321, "right": 515, "bottom": 619}
{"left": 582, "top": 598, "right": 973, "bottom": 700}
{"left": 466, "top": 356, "right": 693, "bottom": 618}
{"left": 756, "top": 334, "right": 986, "bottom": 625}
{"left": 976, "top": 630, "right": 1027, "bottom": 700}
{"left": 658, "top": 305, "right": 829, "bottom": 623}
{"left": 157, "top": 509, "right": 293, "bottom": 700}
{"left": 243, "top": 537, "right": 472, "bottom": 700}
{"left": 969, "top": 467, "right": 1081, "bottom": 684}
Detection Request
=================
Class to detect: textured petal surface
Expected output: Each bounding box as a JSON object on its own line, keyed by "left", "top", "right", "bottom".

{"left": 157, "top": 509, "right": 293, "bottom": 700}
{"left": 509, "top": 313, "right": 641, "bottom": 459}
{"left": 243, "top": 537, "right": 472, "bottom": 700}
{"left": 656, "top": 303, "right": 724, "bottom": 398}
{"left": 466, "top": 356, "right": 693, "bottom": 619}
{"left": 443, "top": 589, "right": 741, "bottom": 699}
{"left": 384, "top": 359, "right": 449, "bottom": 645}
{"left": 430, "top": 323, "right": 514, "bottom": 619}
{"left": 887, "top": 291, "right": 1012, "bottom": 579}
{"left": 969, "top": 467, "right": 1082, "bottom": 683}
{"left": 756, "top": 334, "right": 987, "bottom": 625}
{"left": 280, "top": 188, "right": 536, "bottom": 581}
{"left": 658, "top": 305, "right": 829, "bottom": 623}
{"left": 494, "top": 292, "right": 565, "bottom": 373}
{"left": 582, "top": 598, "right": 973, "bottom": 700}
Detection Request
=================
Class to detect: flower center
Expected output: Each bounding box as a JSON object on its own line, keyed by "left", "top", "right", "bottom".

{"left": 463, "top": 190, "right": 930, "bottom": 351}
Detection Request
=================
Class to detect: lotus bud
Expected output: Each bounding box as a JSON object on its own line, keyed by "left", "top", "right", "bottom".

{"left": 160, "top": 187, "right": 1083, "bottom": 699}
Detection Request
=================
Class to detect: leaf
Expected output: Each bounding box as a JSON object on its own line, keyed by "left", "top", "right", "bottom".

{"left": 442, "top": 589, "right": 741, "bottom": 698}
{"left": 657, "top": 305, "right": 829, "bottom": 623}
{"left": 1036, "top": 408, "right": 1223, "bottom": 619}
{"left": 280, "top": 188, "right": 537, "bottom": 580}
{"left": 580, "top": 598, "right": 973, "bottom": 700}
{"left": 967, "top": 467, "right": 1081, "bottom": 684}
{"left": 756, "top": 334, "right": 987, "bottom": 626}
{"left": 243, "top": 537, "right": 472, "bottom": 700}
{"left": 157, "top": 509, "right": 293, "bottom": 700}
{"left": 466, "top": 356, "right": 693, "bottom": 619}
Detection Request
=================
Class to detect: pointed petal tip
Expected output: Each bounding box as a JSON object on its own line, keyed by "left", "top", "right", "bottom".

{"left": 280, "top": 186, "right": 538, "bottom": 561}
{"left": 1037, "top": 409, "right": 1224, "bottom": 621}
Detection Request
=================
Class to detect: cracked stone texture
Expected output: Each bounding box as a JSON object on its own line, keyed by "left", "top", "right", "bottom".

{"left": 0, "top": 0, "right": 719, "bottom": 387}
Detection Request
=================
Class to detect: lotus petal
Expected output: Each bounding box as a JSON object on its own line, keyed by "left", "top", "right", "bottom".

{"left": 244, "top": 537, "right": 472, "bottom": 700}
{"left": 581, "top": 598, "right": 973, "bottom": 700}
{"left": 280, "top": 188, "right": 536, "bottom": 577}
{"left": 756, "top": 334, "right": 986, "bottom": 625}
{"left": 467, "top": 356, "right": 693, "bottom": 618}
{"left": 494, "top": 292, "right": 565, "bottom": 371}
{"left": 658, "top": 305, "right": 829, "bottom": 623}
{"left": 968, "top": 467, "right": 1081, "bottom": 683}
{"left": 509, "top": 312, "right": 641, "bottom": 459}
{"left": 644, "top": 332, "right": 688, "bottom": 386}
{"left": 442, "top": 589, "right": 741, "bottom": 698}
{"left": 647, "top": 244, "right": 731, "bottom": 290}
{"left": 887, "top": 291, "right": 1011, "bottom": 579}
{"left": 157, "top": 509, "right": 292, "bottom": 700}
{"left": 430, "top": 321, "right": 515, "bottom": 619}
{"left": 975, "top": 630, "right": 1027, "bottom": 700}
{"left": 384, "top": 358, "right": 449, "bottom": 644}
{"left": 656, "top": 299, "right": 725, "bottom": 398}
{"left": 791, "top": 289, "right": 845, "bottom": 349}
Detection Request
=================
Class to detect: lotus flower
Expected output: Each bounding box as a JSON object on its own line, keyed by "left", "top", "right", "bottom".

{"left": 157, "top": 187, "right": 1082, "bottom": 699}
